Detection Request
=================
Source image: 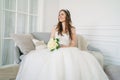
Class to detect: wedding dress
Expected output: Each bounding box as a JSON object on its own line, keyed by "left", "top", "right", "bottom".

{"left": 16, "top": 32, "right": 109, "bottom": 80}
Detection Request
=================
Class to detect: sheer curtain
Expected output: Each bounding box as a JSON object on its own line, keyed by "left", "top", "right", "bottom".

{"left": 0, "top": 0, "right": 42, "bottom": 66}
{"left": 0, "top": 0, "right": 3, "bottom": 66}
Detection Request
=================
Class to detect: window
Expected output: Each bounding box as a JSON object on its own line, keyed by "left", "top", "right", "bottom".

{"left": 0, "top": 0, "right": 43, "bottom": 65}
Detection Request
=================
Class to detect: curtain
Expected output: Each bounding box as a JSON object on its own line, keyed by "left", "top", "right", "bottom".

{"left": 0, "top": 0, "right": 38, "bottom": 66}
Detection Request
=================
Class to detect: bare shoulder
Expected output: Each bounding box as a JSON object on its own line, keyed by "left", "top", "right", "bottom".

{"left": 51, "top": 26, "right": 57, "bottom": 32}
{"left": 50, "top": 26, "right": 57, "bottom": 38}
{"left": 71, "top": 26, "right": 76, "bottom": 34}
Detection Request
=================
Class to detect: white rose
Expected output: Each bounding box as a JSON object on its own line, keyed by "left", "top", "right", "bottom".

{"left": 47, "top": 38, "right": 60, "bottom": 51}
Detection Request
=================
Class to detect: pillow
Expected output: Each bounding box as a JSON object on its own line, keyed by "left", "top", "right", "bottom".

{"left": 32, "top": 38, "right": 47, "bottom": 50}
{"left": 11, "top": 34, "right": 35, "bottom": 54}
{"left": 77, "top": 34, "right": 88, "bottom": 50}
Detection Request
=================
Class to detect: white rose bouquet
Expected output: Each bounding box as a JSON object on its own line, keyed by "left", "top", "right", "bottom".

{"left": 47, "top": 38, "right": 60, "bottom": 51}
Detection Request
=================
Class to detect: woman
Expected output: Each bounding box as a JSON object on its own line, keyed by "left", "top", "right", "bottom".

{"left": 16, "top": 9, "right": 109, "bottom": 80}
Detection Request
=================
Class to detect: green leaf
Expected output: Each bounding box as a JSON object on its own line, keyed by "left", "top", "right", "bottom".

{"left": 50, "top": 49, "right": 54, "bottom": 51}
{"left": 55, "top": 38, "right": 59, "bottom": 42}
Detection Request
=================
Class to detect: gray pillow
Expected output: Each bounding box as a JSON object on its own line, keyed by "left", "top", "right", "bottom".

{"left": 31, "top": 32, "right": 50, "bottom": 44}
{"left": 11, "top": 34, "right": 35, "bottom": 54}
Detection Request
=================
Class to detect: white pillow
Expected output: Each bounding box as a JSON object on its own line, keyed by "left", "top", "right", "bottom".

{"left": 32, "top": 39, "right": 47, "bottom": 50}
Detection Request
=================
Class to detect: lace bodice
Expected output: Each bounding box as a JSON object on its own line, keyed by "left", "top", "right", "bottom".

{"left": 55, "top": 31, "right": 71, "bottom": 46}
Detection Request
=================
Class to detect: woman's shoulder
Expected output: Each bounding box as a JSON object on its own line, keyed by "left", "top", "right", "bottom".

{"left": 51, "top": 25, "right": 58, "bottom": 34}
{"left": 51, "top": 25, "right": 56, "bottom": 30}
{"left": 52, "top": 25, "right": 58, "bottom": 31}
{"left": 71, "top": 26, "right": 76, "bottom": 34}
{"left": 71, "top": 26, "right": 76, "bottom": 29}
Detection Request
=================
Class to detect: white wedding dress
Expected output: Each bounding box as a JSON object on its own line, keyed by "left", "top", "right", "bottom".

{"left": 16, "top": 32, "right": 109, "bottom": 80}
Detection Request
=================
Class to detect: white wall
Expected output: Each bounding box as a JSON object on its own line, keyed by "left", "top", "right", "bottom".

{"left": 59, "top": 0, "right": 120, "bottom": 26}
{"left": 43, "top": 0, "right": 59, "bottom": 32}
{"left": 43, "top": 0, "right": 120, "bottom": 65}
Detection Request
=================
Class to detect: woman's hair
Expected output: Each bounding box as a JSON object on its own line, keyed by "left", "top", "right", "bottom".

{"left": 56, "top": 9, "right": 75, "bottom": 40}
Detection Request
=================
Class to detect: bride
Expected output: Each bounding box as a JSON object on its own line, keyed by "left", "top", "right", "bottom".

{"left": 16, "top": 9, "right": 109, "bottom": 80}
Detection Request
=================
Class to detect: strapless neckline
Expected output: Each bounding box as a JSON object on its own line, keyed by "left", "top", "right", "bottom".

{"left": 56, "top": 31, "right": 69, "bottom": 36}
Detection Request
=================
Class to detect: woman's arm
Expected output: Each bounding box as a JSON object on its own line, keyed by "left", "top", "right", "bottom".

{"left": 69, "top": 28, "right": 77, "bottom": 47}
{"left": 61, "top": 28, "right": 77, "bottom": 48}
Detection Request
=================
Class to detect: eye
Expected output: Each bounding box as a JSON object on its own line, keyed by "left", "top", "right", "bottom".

{"left": 60, "top": 13, "right": 64, "bottom": 16}
{"left": 59, "top": 12, "right": 65, "bottom": 16}
{"left": 61, "top": 13, "right": 64, "bottom": 15}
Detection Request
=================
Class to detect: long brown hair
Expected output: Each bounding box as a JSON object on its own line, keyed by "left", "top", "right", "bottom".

{"left": 56, "top": 9, "right": 75, "bottom": 40}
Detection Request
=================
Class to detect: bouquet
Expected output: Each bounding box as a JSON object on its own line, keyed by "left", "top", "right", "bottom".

{"left": 47, "top": 38, "right": 60, "bottom": 51}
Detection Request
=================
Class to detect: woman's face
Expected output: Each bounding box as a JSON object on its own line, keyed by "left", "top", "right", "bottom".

{"left": 58, "top": 11, "right": 66, "bottom": 22}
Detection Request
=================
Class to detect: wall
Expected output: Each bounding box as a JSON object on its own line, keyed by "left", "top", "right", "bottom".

{"left": 43, "top": 0, "right": 59, "bottom": 32}
{"left": 43, "top": 0, "right": 120, "bottom": 65}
